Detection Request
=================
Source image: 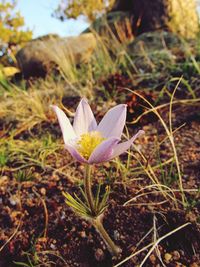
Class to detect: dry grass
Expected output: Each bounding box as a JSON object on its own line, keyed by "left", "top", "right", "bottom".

{"left": 0, "top": 27, "right": 200, "bottom": 266}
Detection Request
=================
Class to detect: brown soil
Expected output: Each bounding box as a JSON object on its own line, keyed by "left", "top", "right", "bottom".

{"left": 0, "top": 91, "right": 200, "bottom": 267}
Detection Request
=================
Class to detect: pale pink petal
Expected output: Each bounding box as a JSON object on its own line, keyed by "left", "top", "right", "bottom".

{"left": 73, "top": 98, "right": 97, "bottom": 136}
{"left": 97, "top": 104, "right": 127, "bottom": 138}
{"left": 109, "top": 130, "right": 145, "bottom": 159}
{"left": 51, "top": 105, "right": 76, "bottom": 144}
{"left": 65, "top": 144, "right": 87, "bottom": 164}
{"left": 88, "top": 137, "right": 120, "bottom": 164}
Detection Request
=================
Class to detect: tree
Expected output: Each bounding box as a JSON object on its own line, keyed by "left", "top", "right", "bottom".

{"left": 111, "top": 0, "right": 199, "bottom": 38}
{"left": 54, "top": 0, "right": 115, "bottom": 21}
{"left": 55, "top": 0, "right": 199, "bottom": 39}
{"left": 0, "top": 0, "right": 32, "bottom": 66}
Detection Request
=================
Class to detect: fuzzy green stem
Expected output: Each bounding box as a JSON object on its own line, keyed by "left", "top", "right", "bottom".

{"left": 84, "top": 165, "right": 121, "bottom": 256}
{"left": 84, "top": 164, "right": 96, "bottom": 216}
{"left": 94, "top": 216, "right": 121, "bottom": 257}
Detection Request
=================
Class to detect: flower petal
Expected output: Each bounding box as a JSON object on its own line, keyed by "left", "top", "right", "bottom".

{"left": 88, "top": 137, "right": 120, "bottom": 164}
{"left": 65, "top": 144, "right": 87, "bottom": 164}
{"left": 51, "top": 105, "right": 76, "bottom": 144}
{"left": 110, "top": 130, "right": 145, "bottom": 159}
{"left": 73, "top": 98, "right": 97, "bottom": 136}
{"left": 97, "top": 104, "right": 127, "bottom": 138}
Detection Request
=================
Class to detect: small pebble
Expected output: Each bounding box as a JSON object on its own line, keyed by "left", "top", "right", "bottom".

{"left": 80, "top": 231, "right": 86, "bottom": 238}
{"left": 71, "top": 226, "right": 76, "bottom": 232}
{"left": 114, "top": 230, "right": 120, "bottom": 240}
{"left": 40, "top": 188, "right": 46, "bottom": 195}
{"left": 172, "top": 250, "right": 180, "bottom": 261}
{"left": 60, "top": 212, "right": 66, "bottom": 220}
{"left": 95, "top": 248, "right": 105, "bottom": 261}
{"left": 186, "top": 212, "right": 197, "bottom": 222}
{"left": 149, "top": 254, "right": 156, "bottom": 264}
{"left": 164, "top": 253, "right": 172, "bottom": 263}
{"left": 50, "top": 244, "right": 56, "bottom": 250}
{"left": 0, "top": 176, "right": 8, "bottom": 186}
{"left": 9, "top": 196, "right": 19, "bottom": 206}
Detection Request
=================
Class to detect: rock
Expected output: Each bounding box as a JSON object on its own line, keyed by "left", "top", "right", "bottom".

{"left": 34, "top": 34, "right": 60, "bottom": 41}
{"left": 127, "top": 31, "right": 178, "bottom": 72}
{"left": 84, "top": 11, "right": 134, "bottom": 43}
{"left": 16, "top": 33, "right": 97, "bottom": 78}
{"left": 128, "top": 31, "right": 182, "bottom": 53}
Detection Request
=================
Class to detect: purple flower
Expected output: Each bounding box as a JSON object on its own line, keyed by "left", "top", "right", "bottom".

{"left": 51, "top": 99, "right": 144, "bottom": 164}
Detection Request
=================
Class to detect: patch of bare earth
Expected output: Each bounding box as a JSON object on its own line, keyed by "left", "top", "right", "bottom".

{"left": 0, "top": 95, "right": 200, "bottom": 267}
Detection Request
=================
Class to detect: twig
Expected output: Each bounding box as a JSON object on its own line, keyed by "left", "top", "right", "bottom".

{"left": 0, "top": 220, "right": 21, "bottom": 252}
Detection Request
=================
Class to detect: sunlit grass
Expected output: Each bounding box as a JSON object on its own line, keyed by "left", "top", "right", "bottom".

{"left": 0, "top": 134, "right": 62, "bottom": 171}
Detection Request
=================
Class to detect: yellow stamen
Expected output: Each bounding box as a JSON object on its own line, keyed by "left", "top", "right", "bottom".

{"left": 77, "top": 131, "right": 105, "bottom": 159}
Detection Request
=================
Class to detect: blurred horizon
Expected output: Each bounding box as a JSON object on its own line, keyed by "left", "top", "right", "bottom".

{"left": 17, "top": 0, "right": 89, "bottom": 38}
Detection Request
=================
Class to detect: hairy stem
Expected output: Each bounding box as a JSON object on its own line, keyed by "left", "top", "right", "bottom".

{"left": 94, "top": 216, "right": 121, "bottom": 257}
{"left": 84, "top": 165, "right": 121, "bottom": 256}
{"left": 84, "top": 164, "right": 96, "bottom": 215}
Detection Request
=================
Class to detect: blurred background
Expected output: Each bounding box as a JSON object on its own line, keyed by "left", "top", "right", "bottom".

{"left": 16, "top": 0, "right": 200, "bottom": 38}
{"left": 16, "top": 0, "right": 89, "bottom": 37}
{"left": 0, "top": 0, "right": 200, "bottom": 72}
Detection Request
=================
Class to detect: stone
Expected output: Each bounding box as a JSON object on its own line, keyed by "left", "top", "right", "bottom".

{"left": 16, "top": 33, "right": 97, "bottom": 78}
{"left": 127, "top": 31, "right": 178, "bottom": 72}
{"left": 128, "top": 31, "right": 182, "bottom": 54}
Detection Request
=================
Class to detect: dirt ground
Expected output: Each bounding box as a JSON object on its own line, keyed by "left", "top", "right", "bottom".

{"left": 0, "top": 83, "right": 200, "bottom": 267}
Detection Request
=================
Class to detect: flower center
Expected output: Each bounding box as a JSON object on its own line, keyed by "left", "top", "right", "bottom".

{"left": 77, "top": 131, "right": 105, "bottom": 159}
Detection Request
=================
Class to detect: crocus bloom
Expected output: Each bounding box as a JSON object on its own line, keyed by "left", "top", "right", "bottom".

{"left": 52, "top": 99, "right": 144, "bottom": 164}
